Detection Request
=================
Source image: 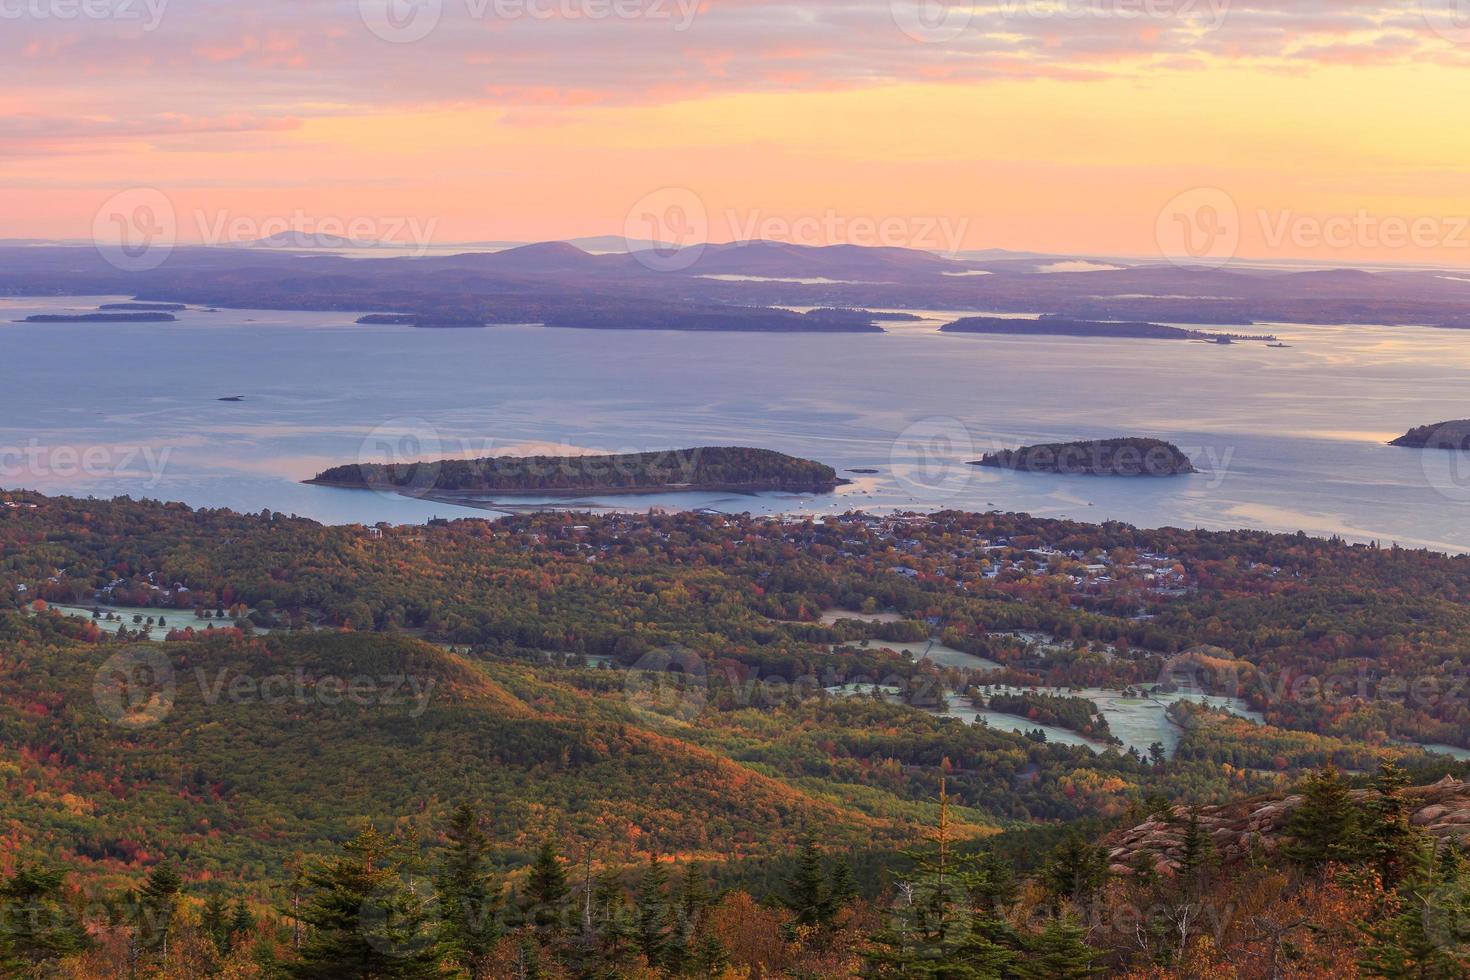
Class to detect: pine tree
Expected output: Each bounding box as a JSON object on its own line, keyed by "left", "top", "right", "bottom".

{"left": 1360, "top": 843, "right": 1470, "bottom": 978}
{"left": 828, "top": 859, "right": 859, "bottom": 913}
{"left": 691, "top": 931, "right": 731, "bottom": 978}
{"left": 523, "top": 838, "right": 569, "bottom": 935}
{"left": 200, "top": 893, "right": 229, "bottom": 954}
{"left": 437, "top": 802, "right": 501, "bottom": 964}
{"left": 971, "top": 850, "right": 1017, "bottom": 915}
{"left": 669, "top": 862, "right": 712, "bottom": 973}
{"left": 590, "top": 868, "right": 639, "bottom": 972}
{"left": 1284, "top": 766, "right": 1362, "bottom": 872}
{"left": 0, "top": 863, "right": 89, "bottom": 972}
{"left": 228, "top": 898, "right": 256, "bottom": 951}
{"left": 633, "top": 857, "right": 672, "bottom": 968}
{"left": 137, "top": 861, "right": 183, "bottom": 964}
{"left": 1178, "top": 806, "right": 1217, "bottom": 896}
{"left": 864, "top": 779, "right": 1021, "bottom": 978}
{"left": 1015, "top": 915, "right": 1099, "bottom": 979}
{"left": 781, "top": 836, "right": 833, "bottom": 930}
{"left": 285, "top": 826, "right": 444, "bottom": 978}
{"left": 1040, "top": 831, "right": 1109, "bottom": 907}
{"left": 1362, "top": 761, "right": 1424, "bottom": 890}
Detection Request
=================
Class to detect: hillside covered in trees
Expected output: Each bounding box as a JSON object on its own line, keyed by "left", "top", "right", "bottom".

{"left": 4, "top": 490, "right": 1470, "bottom": 975}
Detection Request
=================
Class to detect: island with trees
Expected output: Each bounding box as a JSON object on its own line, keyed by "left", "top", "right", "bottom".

{"left": 940, "top": 314, "right": 1275, "bottom": 342}
{"left": 1390, "top": 419, "right": 1470, "bottom": 451}
{"left": 971, "top": 438, "right": 1197, "bottom": 476}
{"left": 307, "top": 446, "right": 848, "bottom": 495}
{"left": 20, "top": 312, "right": 178, "bottom": 323}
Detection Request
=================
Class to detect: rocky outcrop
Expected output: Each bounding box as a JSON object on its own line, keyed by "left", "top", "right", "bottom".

{"left": 1105, "top": 775, "right": 1470, "bottom": 878}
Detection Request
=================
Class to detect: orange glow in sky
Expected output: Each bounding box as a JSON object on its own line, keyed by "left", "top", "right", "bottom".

{"left": 5, "top": 2, "right": 1470, "bottom": 264}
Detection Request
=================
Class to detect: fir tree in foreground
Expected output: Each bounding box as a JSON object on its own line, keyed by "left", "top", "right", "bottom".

{"left": 863, "top": 779, "right": 1022, "bottom": 978}
{"left": 0, "top": 864, "right": 89, "bottom": 973}
{"left": 436, "top": 801, "right": 502, "bottom": 966}
{"left": 286, "top": 826, "right": 443, "bottom": 979}
{"left": 1284, "top": 765, "right": 1359, "bottom": 872}
{"left": 1360, "top": 842, "right": 1470, "bottom": 979}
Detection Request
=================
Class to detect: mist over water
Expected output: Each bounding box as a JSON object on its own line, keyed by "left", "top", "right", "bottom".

{"left": 5, "top": 296, "right": 1470, "bottom": 551}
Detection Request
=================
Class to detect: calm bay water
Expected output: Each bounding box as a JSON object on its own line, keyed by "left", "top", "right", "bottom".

{"left": 5, "top": 295, "right": 1470, "bottom": 551}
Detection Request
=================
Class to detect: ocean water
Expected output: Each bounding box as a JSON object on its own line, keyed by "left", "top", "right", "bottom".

{"left": 6, "top": 296, "right": 1470, "bottom": 551}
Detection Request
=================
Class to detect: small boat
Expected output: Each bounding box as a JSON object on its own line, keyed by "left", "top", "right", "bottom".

{"left": 1266, "top": 342, "right": 1292, "bottom": 348}
{"left": 217, "top": 395, "right": 245, "bottom": 402}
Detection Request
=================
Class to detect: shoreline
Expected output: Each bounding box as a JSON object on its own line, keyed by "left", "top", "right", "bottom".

{"left": 303, "top": 478, "right": 851, "bottom": 497}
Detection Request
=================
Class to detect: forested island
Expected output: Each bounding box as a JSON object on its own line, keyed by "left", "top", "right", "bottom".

{"left": 98, "top": 302, "right": 186, "bottom": 311}
{"left": 1390, "top": 419, "right": 1470, "bottom": 450}
{"left": 972, "top": 438, "right": 1197, "bottom": 476}
{"left": 20, "top": 312, "right": 177, "bottom": 323}
{"left": 308, "top": 446, "right": 847, "bottom": 495}
{"left": 356, "top": 313, "right": 488, "bottom": 327}
{"left": 941, "top": 314, "right": 1274, "bottom": 342}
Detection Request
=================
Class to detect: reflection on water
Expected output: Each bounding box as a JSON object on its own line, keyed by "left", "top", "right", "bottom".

{"left": 6, "top": 297, "right": 1470, "bottom": 550}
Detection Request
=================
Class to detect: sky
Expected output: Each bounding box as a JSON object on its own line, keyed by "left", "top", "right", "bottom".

{"left": 6, "top": 0, "right": 1470, "bottom": 264}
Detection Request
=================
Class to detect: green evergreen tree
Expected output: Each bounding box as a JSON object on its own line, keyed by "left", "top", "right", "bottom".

{"left": 633, "top": 857, "right": 672, "bottom": 968}
{"left": 691, "top": 931, "right": 731, "bottom": 978}
{"left": 0, "top": 864, "right": 89, "bottom": 972}
{"left": 285, "top": 826, "right": 444, "bottom": 978}
{"left": 669, "top": 862, "right": 711, "bottom": 973}
{"left": 864, "top": 781, "right": 1021, "bottom": 978}
{"left": 590, "top": 868, "right": 639, "bottom": 973}
{"left": 1178, "top": 806, "right": 1217, "bottom": 896}
{"left": 200, "top": 893, "right": 230, "bottom": 954}
{"left": 781, "top": 837, "right": 833, "bottom": 930}
{"left": 829, "top": 859, "right": 860, "bottom": 913}
{"left": 137, "top": 861, "right": 183, "bottom": 964}
{"left": 522, "top": 839, "right": 569, "bottom": 935}
{"left": 1360, "top": 843, "right": 1470, "bottom": 978}
{"left": 437, "top": 802, "right": 501, "bottom": 964}
{"left": 1284, "top": 766, "right": 1360, "bottom": 872}
{"left": 228, "top": 898, "right": 256, "bottom": 951}
{"left": 1362, "top": 761, "right": 1424, "bottom": 890}
{"left": 971, "top": 850, "right": 1018, "bottom": 915}
{"left": 1015, "top": 915, "right": 1099, "bottom": 979}
{"left": 1039, "top": 831, "right": 1109, "bottom": 907}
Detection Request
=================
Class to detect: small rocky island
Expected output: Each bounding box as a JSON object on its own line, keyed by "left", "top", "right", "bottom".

{"left": 308, "top": 447, "right": 848, "bottom": 496}
{"left": 1390, "top": 420, "right": 1470, "bottom": 451}
{"left": 971, "top": 438, "right": 1197, "bottom": 477}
